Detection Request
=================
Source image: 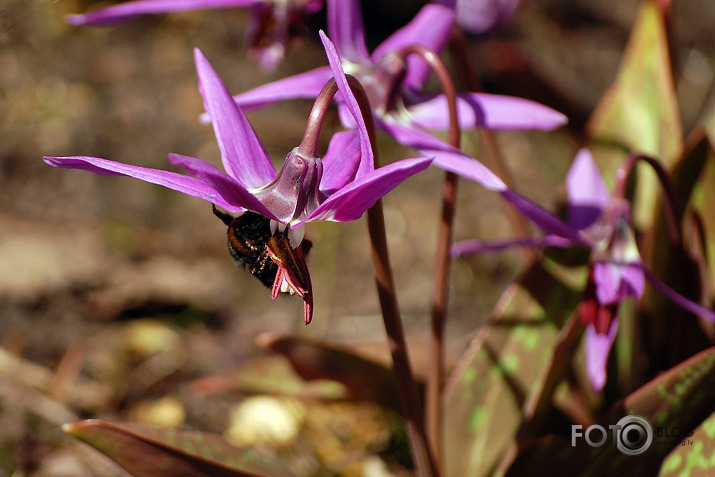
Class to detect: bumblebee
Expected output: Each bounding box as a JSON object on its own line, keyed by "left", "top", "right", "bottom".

{"left": 212, "top": 205, "right": 312, "bottom": 289}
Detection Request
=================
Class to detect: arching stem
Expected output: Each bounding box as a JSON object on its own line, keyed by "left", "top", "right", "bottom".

{"left": 396, "top": 44, "right": 461, "bottom": 468}
{"left": 300, "top": 74, "right": 439, "bottom": 476}
{"left": 614, "top": 153, "right": 682, "bottom": 246}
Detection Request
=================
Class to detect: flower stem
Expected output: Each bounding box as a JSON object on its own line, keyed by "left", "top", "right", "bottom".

{"left": 448, "top": 29, "right": 535, "bottom": 260}
{"left": 396, "top": 44, "right": 461, "bottom": 468}
{"left": 614, "top": 153, "right": 682, "bottom": 246}
{"left": 304, "top": 74, "right": 439, "bottom": 476}
{"left": 298, "top": 80, "right": 337, "bottom": 157}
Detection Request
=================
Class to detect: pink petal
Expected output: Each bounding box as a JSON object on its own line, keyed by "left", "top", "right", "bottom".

{"left": 639, "top": 264, "right": 715, "bottom": 323}
{"left": 326, "top": 0, "right": 370, "bottom": 64}
{"left": 585, "top": 319, "right": 618, "bottom": 392}
{"left": 451, "top": 235, "right": 573, "bottom": 257}
{"left": 303, "top": 157, "right": 432, "bottom": 224}
{"left": 43, "top": 155, "right": 242, "bottom": 212}
{"left": 319, "top": 131, "right": 362, "bottom": 193}
{"left": 566, "top": 149, "right": 610, "bottom": 229}
{"left": 168, "top": 153, "right": 277, "bottom": 219}
{"left": 406, "top": 93, "right": 568, "bottom": 131}
{"left": 194, "top": 48, "right": 276, "bottom": 189}
{"left": 67, "top": 0, "right": 259, "bottom": 26}
{"left": 593, "top": 261, "right": 645, "bottom": 305}
{"left": 231, "top": 67, "right": 334, "bottom": 111}
{"left": 379, "top": 117, "right": 506, "bottom": 191}
{"left": 372, "top": 4, "right": 455, "bottom": 91}
{"left": 319, "top": 31, "right": 374, "bottom": 178}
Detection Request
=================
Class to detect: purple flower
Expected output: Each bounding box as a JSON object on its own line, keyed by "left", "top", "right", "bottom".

{"left": 44, "top": 48, "right": 432, "bottom": 324}
{"left": 453, "top": 148, "right": 715, "bottom": 391}
{"left": 65, "top": 0, "right": 323, "bottom": 70}
{"left": 223, "top": 0, "right": 567, "bottom": 191}
{"left": 437, "top": 0, "right": 522, "bottom": 36}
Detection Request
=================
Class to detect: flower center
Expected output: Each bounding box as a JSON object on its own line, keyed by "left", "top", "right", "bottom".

{"left": 344, "top": 53, "right": 407, "bottom": 116}
{"left": 254, "top": 148, "right": 324, "bottom": 225}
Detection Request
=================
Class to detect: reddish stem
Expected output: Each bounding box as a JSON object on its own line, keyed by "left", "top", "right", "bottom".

{"left": 396, "top": 44, "right": 461, "bottom": 468}
{"left": 614, "top": 153, "right": 682, "bottom": 246}
{"left": 300, "top": 75, "right": 438, "bottom": 476}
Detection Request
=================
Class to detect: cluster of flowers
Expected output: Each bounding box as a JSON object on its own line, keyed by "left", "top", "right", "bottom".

{"left": 46, "top": 0, "right": 714, "bottom": 396}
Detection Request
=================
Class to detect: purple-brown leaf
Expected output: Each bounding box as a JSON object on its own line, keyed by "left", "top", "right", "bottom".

{"left": 64, "top": 419, "right": 295, "bottom": 477}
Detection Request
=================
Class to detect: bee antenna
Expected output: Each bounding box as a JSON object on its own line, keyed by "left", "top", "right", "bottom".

{"left": 212, "top": 204, "right": 234, "bottom": 226}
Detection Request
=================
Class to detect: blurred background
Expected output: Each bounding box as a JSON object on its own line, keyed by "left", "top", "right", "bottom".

{"left": 1, "top": 0, "right": 715, "bottom": 474}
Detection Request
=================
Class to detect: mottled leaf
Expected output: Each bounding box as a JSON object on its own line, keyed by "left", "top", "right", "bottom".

{"left": 256, "top": 333, "right": 413, "bottom": 412}
{"left": 504, "top": 345, "right": 715, "bottom": 475}
{"left": 64, "top": 419, "right": 295, "bottom": 477}
{"left": 587, "top": 0, "right": 682, "bottom": 166}
{"left": 659, "top": 411, "right": 715, "bottom": 477}
{"left": 442, "top": 260, "right": 584, "bottom": 477}
{"left": 191, "top": 355, "right": 349, "bottom": 401}
{"left": 586, "top": 0, "right": 682, "bottom": 229}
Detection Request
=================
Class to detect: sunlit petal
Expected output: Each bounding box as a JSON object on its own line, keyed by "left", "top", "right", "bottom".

{"left": 326, "top": 0, "right": 370, "bottom": 64}
{"left": 168, "top": 153, "right": 277, "bottom": 218}
{"left": 194, "top": 48, "right": 276, "bottom": 189}
{"left": 372, "top": 4, "right": 455, "bottom": 91}
{"left": 320, "top": 131, "right": 362, "bottom": 194}
{"left": 303, "top": 157, "right": 432, "bottom": 224}
{"left": 585, "top": 319, "right": 618, "bottom": 391}
{"left": 320, "top": 31, "right": 374, "bottom": 177}
{"left": 66, "top": 0, "right": 259, "bottom": 26}
{"left": 407, "top": 93, "right": 568, "bottom": 131}
{"left": 566, "top": 149, "right": 610, "bottom": 229}
{"left": 43, "top": 155, "right": 243, "bottom": 212}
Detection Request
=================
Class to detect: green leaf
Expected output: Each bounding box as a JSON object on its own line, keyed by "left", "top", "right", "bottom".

{"left": 191, "top": 355, "right": 349, "bottom": 401}
{"left": 256, "top": 333, "right": 421, "bottom": 412}
{"left": 640, "top": 130, "right": 714, "bottom": 371}
{"left": 442, "top": 260, "right": 583, "bottom": 477}
{"left": 504, "top": 345, "right": 715, "bottom": 476}
{"left": 659, "top": 411, "right": 715, "bottom": 477}
{"left": 586, "top": 0, "right": 682, "bottom": 230}
{"left": 64, "top": 419, "right": 296, "bottom": 477}
{"left": 686, "top": 133, "right": 715, "bottom": 289}
{"left": 587, "top": 0, "right": 682, "bottom": 166}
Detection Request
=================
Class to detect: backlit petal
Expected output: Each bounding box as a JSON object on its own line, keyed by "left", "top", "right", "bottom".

{"left": 585, "top": 319, "right": 618, "bottom": 391}
{"left": 320, "top": 31, "right": 374, "bottom": 177}
{"left": 231, "top": 67, "right": 334, "bottom": 111}
{"left": 451, "top": 235, "right": 573, "bottom": 257}
{"left": 194, "top": 48, "right": 276, "bottom": 189}
{"left": 320, "top": 131, "right": 362, "bottom": 194}
{"left": 372, "top": 4, "right": 455, "bottom": 91}
{"left": 303, "top": 157, "right": 432, "bottom": 224}
{"left": 67, "top": 0, "right": 258, "bottom": 26}
{"left": 379, "top": 117, "right": 506, "bottom": 191}
{"left": 43, "top": 155, "right": 242, "bottom": 212}
{"left": 168, "top": 153, "right": 277, "bottom": 218}
{"left": 326, "top": 0, "right": 370, "bottom": 64}
{"left": 566, "top": 149, "right": 610, "bottom": 229}
{"left": 407, "top": 93, "right": 568, "bottom": 131}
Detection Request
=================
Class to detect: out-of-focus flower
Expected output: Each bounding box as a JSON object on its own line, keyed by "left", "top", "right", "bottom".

{"left": 65, "top": 0, "right": 323, "bottom": 70}
{"left": 453, "top": 148, "right": 715, "bottom": 391}
{"left": 222, "top": 0, "right": 566, "bottom": 191}
{"left": 438, "top": 0, "right": 522, "bottom": 36}
{"left": 44, "top": 48, "right": 432, "bottom": 324}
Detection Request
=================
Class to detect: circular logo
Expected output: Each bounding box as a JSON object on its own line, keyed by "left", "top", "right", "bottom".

{"left": 615, "top": 415, "right": 653, "bottom": 456}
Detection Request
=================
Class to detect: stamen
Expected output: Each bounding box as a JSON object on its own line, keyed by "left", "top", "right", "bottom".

{"left": 288, "top": 224, "right": 305, "bottom": 248}
{"left": 270, "top": 219, "right": 286, "bottom": 235}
